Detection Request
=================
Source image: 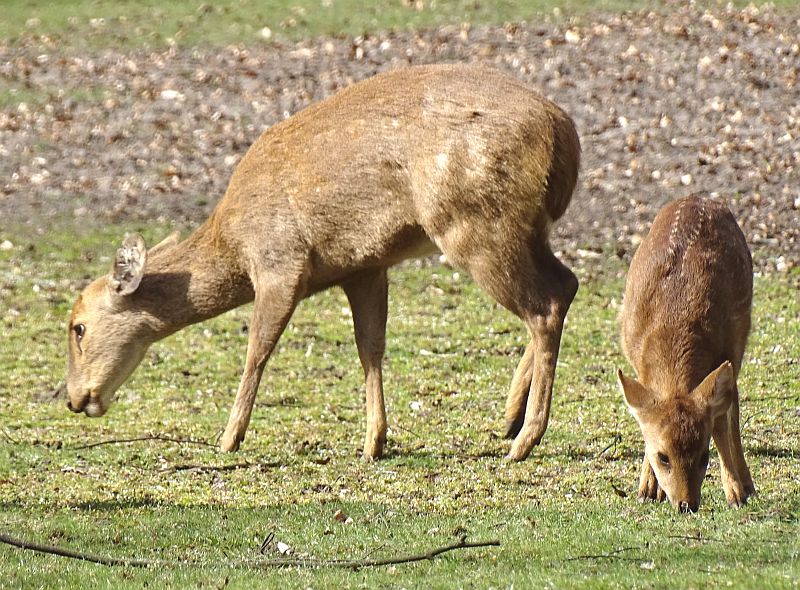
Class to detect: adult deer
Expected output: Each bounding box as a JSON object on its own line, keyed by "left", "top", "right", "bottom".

{"left": 67, "top": 64, "right": 580, "bottom": 461}
{"left": 618, "top": 196, "right": 755, "bottom": 511}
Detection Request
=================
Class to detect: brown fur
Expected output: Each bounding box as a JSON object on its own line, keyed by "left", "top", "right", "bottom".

{"left": 67, "top": 64, "right": 581, "bottom": 460}
{"left": 618, "top": 196, "right": 754, "bottom": 511}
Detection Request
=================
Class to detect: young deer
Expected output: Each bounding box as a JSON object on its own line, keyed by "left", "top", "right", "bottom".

{"left": 66, "top": 64, "right": 580, "bottom": 461}
{"left": 618, "top": 196, "right": 755, "bottom": 512}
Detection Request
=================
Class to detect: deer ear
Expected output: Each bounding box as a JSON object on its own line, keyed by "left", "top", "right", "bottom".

{"left": 694, "top": 361, "right": 735, "bottom": 419}
{"left": 148, "top": 230, "right": 180, "bottom": 257}
{"left": 108, "top": 233, "right": 147, "bottom": 296}
{"left": 618, "top": 369, "right": 658, "bottom": 419}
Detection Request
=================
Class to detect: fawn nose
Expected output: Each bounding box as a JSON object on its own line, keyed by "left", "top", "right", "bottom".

{"left": 678, "top": 501, "right": 697, "bottom": 513}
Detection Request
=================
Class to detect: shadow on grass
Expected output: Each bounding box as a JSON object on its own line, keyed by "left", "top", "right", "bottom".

{"left": 747, "top": 445, "right": 798, "bottom": 459}
{"left": 0, "top": 499, "right": 170, "bottom": 511}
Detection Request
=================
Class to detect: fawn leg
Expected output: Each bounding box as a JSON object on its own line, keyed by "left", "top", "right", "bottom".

{"left": 712, "top": 385, "right": 754, "bottom": 506}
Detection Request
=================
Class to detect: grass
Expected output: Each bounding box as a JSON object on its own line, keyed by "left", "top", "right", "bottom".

{"left": 1, "top": 0, "right": 799, "bottom": 586}
{"left": 0, "top": 221, "right": 798, "bottom": 588}
{"left": 1, "top": 0, "right": 796, "bottom": 50}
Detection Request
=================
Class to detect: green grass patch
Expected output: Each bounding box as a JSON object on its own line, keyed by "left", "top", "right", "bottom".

{"left": 2, "top": 0, "right": 796, "bottom": 50}
{"left": 0, "top": 221, "right": 798, "bottom": 587}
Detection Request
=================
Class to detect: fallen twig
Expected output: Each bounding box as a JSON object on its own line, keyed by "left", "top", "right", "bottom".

{"left": 71, "top": 435, "right": 216, "bottom": 451}
{"left": 667, "top": 534, "right": 719, "bottom": 543}
{"left": 0, "top": 532, "right": 499, "bottom": 569}
{"left": 565, "top": 546, "right": 641, "bottom": 562}
{"left": 161, "top": 461, "right": 281, "bottom": 473}
{"left": 1, "top": 428, "right": 20, "bottom": 445}
{"left": 595, "top": 434, "right": 622, "bottom": 458}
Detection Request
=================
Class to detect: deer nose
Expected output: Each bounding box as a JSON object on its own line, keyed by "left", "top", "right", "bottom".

{"left": 67, "top": 396, "right": 88, "bottom": 413}
{"left": 678, "top": 501, "right": 697, "bottom": 513}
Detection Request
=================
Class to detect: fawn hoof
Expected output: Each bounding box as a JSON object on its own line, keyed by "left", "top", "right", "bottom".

{"left": 726, "top": 487, "right": 751, "bottom": 508}
{"left": 728, "top": 498, "right": 747, "bottom": 509}
{"left": 637, "top": 484, "right": 666, "bottom": 503}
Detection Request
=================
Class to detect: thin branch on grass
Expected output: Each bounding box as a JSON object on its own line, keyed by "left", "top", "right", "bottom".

{"left": 667, "top": 535, "right": 719, "bottom": 543}
{"left": 0, "top": 532, "right": 499, "bottom": 569}
{"left": 595, "top": 434, "right": 623, "bottom": 458}
{"left": 161, "top": 461, "right": 281, "bottom": 473}
{"left": 71, "top": 435, "right": 216, "bottom": 451}
{"left": 565, "top": 546, "right": 641, "bottom": 562}
{"left": 1, "top": 428, "right": 20, "bottom": 445}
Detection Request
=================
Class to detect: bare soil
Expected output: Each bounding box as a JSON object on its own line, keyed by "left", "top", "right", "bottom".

{"left": 1, "top": 3, "right": 798, "bottom": 271}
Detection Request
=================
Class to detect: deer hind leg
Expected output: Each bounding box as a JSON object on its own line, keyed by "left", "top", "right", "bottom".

{"left": 342, "top": 269, "right": 389, "bottom": 461}
{"left": 441, "top": 236, "right": 577, "bottom": 461}
{"left": 712, "top": 384, "right": 755, "bottom": 506}
{"left": 220, "top": 269, "right": 306, "bottom": 452}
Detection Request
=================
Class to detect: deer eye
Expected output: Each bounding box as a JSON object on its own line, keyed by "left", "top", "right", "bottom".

{"left": 657, "top": 452, "right": 670, "bottom": 467}
{"left": 73, "top": 324, "right": 86, "bottom": 349}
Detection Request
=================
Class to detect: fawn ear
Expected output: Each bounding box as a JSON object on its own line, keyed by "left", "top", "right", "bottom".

{"left": 148, "top": 230, "right": 181, "bottom": 257}
{"left": 618, "top": 369, "right": 658, "bottom": 421}
{"left": 694, "top": 361, "right": 735, "bottom": 419}
{"left": 108, "top": 233, "right": 147, "bottom": 296}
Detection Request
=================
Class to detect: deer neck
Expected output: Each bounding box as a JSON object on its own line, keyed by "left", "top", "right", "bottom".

{"left": 135, "top": 222, "right": 254, "bottom": 340}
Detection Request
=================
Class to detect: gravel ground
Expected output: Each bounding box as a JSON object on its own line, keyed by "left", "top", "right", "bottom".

{"left": 1, "top": 3, "right": 798, "bottom": 271}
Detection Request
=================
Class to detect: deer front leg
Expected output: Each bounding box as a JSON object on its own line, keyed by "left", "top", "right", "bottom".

{"left": 638, "top": 454, "right": 666, "bottom": 503}
{"left": 343, "top": 269, "right": 389, "bottom": 461}
{"left": 712, "top": 387, "right": 754, "bottom": 507}
{"left": 220, "top": 273, "right": 305, "bottom": 452}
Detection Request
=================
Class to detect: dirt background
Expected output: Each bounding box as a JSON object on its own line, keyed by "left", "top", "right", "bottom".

{"left": 1, "top": 3, "right": 798, "bottom": 271}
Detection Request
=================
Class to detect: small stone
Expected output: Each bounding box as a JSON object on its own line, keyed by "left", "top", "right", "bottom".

{"left": 259, "top": 27, "right": 272, "bottom": 39}
{"left": 0, "top": 240, "right": 13, "bottom": 251}
{"left": 159, "top": 89, "right": 184, "bottom": 101}
{"left": 640, "top": 560, "right": 656, "bottom": 570}
{"left": 680, "top": 174, "right": 693, "bottom": 186}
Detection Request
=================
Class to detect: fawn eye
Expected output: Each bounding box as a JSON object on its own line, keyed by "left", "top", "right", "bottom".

{"left": 73, "top": 324, "right": 86, "bottom": 346}
{"left": 657, "top": 452, "right": 670, "bottom": 467}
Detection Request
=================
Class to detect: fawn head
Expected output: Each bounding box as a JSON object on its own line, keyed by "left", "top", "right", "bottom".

{"left": 617, "top": 361, "right": 735, "bottom": 512}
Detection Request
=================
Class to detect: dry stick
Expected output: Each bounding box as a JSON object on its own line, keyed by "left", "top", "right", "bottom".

{"left": 72, "top": 435, "right": 216, "bottom": 451}
{"left": 564, "top": 547, "right": 641, "bottom": 562}
{"left": 0, "top": 532, "right": 499, "bottom": 570}
{"left": 595, "top": 434, "right": 623, "bottom": 458}
{"left": 667, "top": 535, "right": 720, "bottom": 543}
{"left": 0, "top": 428, "right": 20, "bottom": 445}
{"left": 161, "top": 461, "right": 282, "bottom": 473}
